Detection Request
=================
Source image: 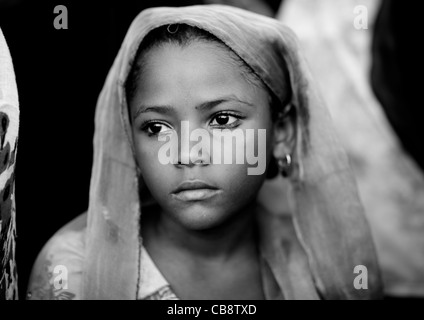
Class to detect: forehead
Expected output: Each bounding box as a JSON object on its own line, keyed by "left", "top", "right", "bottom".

{"left": 130, "top": 41, "right": 268, "bottom": 110}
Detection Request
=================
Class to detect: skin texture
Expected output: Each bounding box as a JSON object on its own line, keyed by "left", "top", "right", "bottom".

{"left": 128, "top": 41, "right": 293, "bottom": 299}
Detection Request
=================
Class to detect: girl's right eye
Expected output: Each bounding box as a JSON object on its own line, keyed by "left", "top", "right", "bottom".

{"left": 141, "top": 122, "right": 172, "bottom": 136}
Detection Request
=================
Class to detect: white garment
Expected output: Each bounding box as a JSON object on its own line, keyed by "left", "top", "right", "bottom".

{"left": 26, "top": 221, "right": 178, "bottom": 300}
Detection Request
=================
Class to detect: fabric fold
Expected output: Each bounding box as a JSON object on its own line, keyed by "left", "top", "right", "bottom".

{"left": 0, "top": 27, "right": 20, "bottom": 300}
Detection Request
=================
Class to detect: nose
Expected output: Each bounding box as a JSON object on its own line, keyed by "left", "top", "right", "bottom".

{"left": 175, "top": 138, "right": 211, "bottom": 168}
{"left": 174, "top": 121, "right": 211, "bottom": 168}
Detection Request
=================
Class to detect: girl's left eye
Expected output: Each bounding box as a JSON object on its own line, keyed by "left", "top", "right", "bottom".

{"left": 210, "top": 114, "right": 240, "bottom": 127}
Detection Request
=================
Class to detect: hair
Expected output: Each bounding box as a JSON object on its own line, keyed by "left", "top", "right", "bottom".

{"left": 125, "top": 24, "right": 291, "bottom": 120}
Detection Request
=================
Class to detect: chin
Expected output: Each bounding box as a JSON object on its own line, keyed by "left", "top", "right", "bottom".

{"left": 171, "top": 206, "right": 229, "bottom": 231}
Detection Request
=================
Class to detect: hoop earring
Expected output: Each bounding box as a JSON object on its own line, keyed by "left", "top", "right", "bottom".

{"left": 167, "top": 24, "right": 179, "bottom": 34}
{"left": 278, "top": 154, "right": 292, "bottom": 178}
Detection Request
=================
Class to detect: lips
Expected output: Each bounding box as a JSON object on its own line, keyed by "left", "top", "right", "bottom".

{"left": 171, "top": 180, "right": 221, "bottom": 201}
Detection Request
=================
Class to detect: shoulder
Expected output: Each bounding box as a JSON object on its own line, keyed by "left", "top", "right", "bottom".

{"left": 26, "top": 213, "right": 87, "bottom": 300}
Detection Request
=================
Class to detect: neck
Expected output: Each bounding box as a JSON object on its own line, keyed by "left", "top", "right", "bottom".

{"left": 145, "top": 202, "right": 258, "bottom": 261}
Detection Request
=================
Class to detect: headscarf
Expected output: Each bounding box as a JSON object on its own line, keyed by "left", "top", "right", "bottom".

{"left": 0, "top": 28, "right": 19, "bottom": 300}
{"left": 84, "top": 5, "right": 383, "bottom": 299}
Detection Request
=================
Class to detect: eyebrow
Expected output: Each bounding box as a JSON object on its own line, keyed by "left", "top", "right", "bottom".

{"left": 133, "top": 95, "right": 254, "bottom": 120}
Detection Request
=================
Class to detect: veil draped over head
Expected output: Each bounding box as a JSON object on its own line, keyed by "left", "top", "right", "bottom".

{"left": 84, "top": 5, "right": 382, "bottom": 299}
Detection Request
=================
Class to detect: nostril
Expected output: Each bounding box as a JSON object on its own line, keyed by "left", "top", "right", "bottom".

{"left": 193, "top": 159, "right": 210, "bottom": 166}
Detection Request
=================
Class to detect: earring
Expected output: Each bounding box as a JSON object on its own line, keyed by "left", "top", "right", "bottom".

{"left": 167, "top": 24, "right": 179, "bottom": 34}
{"left": 278, "top": 154, "right": 292, "bottom": 178}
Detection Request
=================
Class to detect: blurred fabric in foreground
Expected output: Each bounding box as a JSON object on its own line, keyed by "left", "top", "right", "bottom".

{"left": 0, "top": 27, "right": 19, "bottom": 300}
{"left": 277, "top": 0, "right": 424, "bottom": 297}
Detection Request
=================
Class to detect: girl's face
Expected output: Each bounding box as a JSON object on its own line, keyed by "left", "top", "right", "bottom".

{"left": 129, "top": 41, "right": 278, "bottom": 230}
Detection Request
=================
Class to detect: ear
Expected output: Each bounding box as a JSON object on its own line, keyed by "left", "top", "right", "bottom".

{"left": 272, "top": 106, "right": 296, "bottom": 160}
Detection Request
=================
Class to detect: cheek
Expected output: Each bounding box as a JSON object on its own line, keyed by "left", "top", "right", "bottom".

{"left": 133, "top": 135, "right": 172, "bottom": 187}
{"left": 256, "top": 108, "right": 276, "bottom": 167}
{"left": 235, "top": 116, "right": 274, "bottom": 177}
{"left": 134, "top": 138, "right": 157, "bottom": 168}
{"left": 213, "top": 162, "right": 266, "bottom": 210}
{"left": 209, "top": 131, "right": 269, "bottom": 199}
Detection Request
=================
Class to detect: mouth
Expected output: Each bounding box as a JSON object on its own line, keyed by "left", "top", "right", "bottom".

{"left": 171, "top": 180, "right": 221, "bottom": 201}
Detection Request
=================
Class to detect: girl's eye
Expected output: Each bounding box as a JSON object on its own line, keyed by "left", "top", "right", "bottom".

{"left": 210, "top": 114, "right": 240, "bottom": 127}
{"left": 142, "top": 122, "right": 172, "bottom": 135}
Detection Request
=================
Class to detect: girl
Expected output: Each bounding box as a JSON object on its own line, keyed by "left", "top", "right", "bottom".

{"left": 27, "top": 5, "right": 382, "bottom": 300}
